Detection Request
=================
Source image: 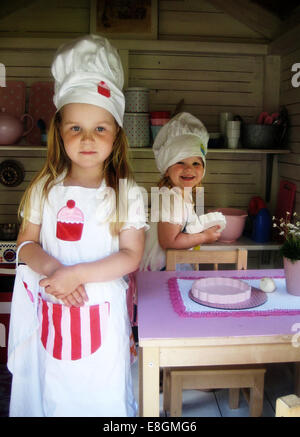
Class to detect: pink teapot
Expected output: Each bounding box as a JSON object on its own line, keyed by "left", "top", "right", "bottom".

{"left": 0, "top": 108, "right": 34, "bottom": 145}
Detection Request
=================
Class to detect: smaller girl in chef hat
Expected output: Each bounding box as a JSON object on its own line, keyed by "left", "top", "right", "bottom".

{"left": 140, "top": 112, "right": 225, "bottom": 271}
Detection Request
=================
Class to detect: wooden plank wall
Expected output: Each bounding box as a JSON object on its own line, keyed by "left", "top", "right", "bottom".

{"left": 0, "top": 0, "right": 269, "bottom": 225}
{"left": 278, "top": 41, "right": 300, "bottom": 215}
{"left": 131, "top": 149, "right": 264, "bottom": 211}
{"left": 129, "top": 50, "right": 263, "bottom": 132}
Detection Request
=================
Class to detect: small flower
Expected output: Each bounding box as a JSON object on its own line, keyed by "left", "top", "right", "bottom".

{"left": 273, "top": 211, "right": 300, "bottom": 262}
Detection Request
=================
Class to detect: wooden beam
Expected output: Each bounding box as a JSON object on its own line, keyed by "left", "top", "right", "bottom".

{"left": 207, "top": 0, "right": 282, "bottom": 40}
{"left": 0, "top": 37, "right": 268, "bottom": 56}
{"left": 263, "top": 55, "right": 281, "bottom": 113}
{"left": 268, "top": 22, "right": 300, "bottom": 55}
{"left": 0, "top": 0, "right": 37, "bottom": 20}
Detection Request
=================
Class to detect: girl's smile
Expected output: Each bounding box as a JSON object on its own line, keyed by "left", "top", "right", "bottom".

{"left": 166, "top": 156, "right": 204, "bottom": 190}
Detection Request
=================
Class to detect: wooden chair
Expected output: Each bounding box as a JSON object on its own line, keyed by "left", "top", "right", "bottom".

{"left": 166, "top": 248, "right": 248, "bottom": 271}
{"left": 164, "top": 247, "right": 267, "bottom": 417}
{"left": 276, "top": 394, "right": 300, "bottom": 417}
{"left": 166, "top": 366, "right": 266, "bottom": 417}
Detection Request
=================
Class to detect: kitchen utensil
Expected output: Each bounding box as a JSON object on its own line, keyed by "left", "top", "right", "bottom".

{"left": 151, "top": 111, "right": 170, "bottom": 119}
{"left": 209, "top": 208, "right": 247, "bottom": 242}
{"left": 227, "top": 135, "right": 239, "bottom": 149}
{"left": 0, "top": 108, "right": 33, "bottom": 145}
{"left": 241, "top": 124, "right": 284, "bottom": 149}
{"left": 26, "top": 82, "right": 56, "bottom": 145}
{"left": 273, "top": 180, "right": 296, "bottom": 242}
{"left": 191, "top": 277, "right": 251, "bottom": 305}
{"left": 257, "top": 111, "right": 280, "bottom": 125}
{"left": 150, "top": 125, "right": 162, "bottom": 141}
{"left": 226, "top": 120, "right": 241, "bottom": 149}
{"left": 0, "top": 160, "right": 24, "bottom": 187}
{"left": 123, "top": 113, "right": 150, "bottom": 147}
{"left": 208, "top": 133, "right": 224, "bottom": 148}
{"left": 171, "top": 99, "right": 184, "bottom": 117}
{"left": 0, "top": 223, "right": 19, "bottom": 241}
{"left": 219, "top": 112, "right": 233, "bottom": 135}
{"left": 251, "top": 208, "right": 271, "bottom": 243}
{"left": 248, "top": 196, "right": 266, "bottom": 216}
{"left": 37, "top": 119, "right": 47, "bottom": 145}
{"left": 188, "top": 286, "right": 267, "bottom": 310}
{"left": 124, "top": 88, "right": 149, "bottom": 113}
{"left": 0, "top": 81, "right": 26, "bottom": 119}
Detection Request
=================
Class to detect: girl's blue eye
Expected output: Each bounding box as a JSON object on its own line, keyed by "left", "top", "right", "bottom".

{"left": 71, "top": 126, "right": 80, "bottom": 132}
{"left": 96, "top": 126, "right": 104, "bottom": 132}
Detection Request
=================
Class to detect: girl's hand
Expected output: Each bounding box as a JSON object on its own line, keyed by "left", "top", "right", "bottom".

{"left": 201, "top": 225, "right": 221, "bottom": 243}
{"left": 60, "top": 285, "right": 87, "bottom": 307}
{"left": 39, "top": 265, "right": 88, "bottom": 303}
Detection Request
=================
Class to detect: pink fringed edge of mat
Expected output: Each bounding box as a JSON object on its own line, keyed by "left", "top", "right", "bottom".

{"left": 168, "top": 276, "right": 300, "bottom": 318}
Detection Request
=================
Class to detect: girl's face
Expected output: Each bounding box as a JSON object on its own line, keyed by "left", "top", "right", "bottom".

{"left": 166, "top": 156, "right": 204, "bottom": 190}
{"left": 59, "top": 103, "right": 118, "bottom": 178}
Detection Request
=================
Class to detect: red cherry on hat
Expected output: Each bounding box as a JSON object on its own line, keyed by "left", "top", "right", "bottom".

{"left": 67, "top": 200, "right": 75, "bottom": 208}
{"left": 98, "top": 81, "right": 111, "bottom": 98}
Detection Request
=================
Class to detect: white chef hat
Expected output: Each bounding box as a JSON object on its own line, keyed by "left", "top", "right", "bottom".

{"left": 51, "top": 34, "right": 125, "bottom": 127}
{"left": 153, "top": 112, "right": 209, "bottom": 176}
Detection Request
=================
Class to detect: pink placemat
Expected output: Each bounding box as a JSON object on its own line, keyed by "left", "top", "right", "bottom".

{"left": 168, "top": 276, "right": 300, "bottom": 318}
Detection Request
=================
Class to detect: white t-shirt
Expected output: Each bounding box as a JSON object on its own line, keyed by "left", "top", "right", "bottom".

{"left": 140, "top": 187, "right": 199, "bottom": 271}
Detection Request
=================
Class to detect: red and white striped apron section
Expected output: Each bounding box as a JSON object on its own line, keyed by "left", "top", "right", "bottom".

{"left": 38, "top": 296, "right": 110, "bottom": 361}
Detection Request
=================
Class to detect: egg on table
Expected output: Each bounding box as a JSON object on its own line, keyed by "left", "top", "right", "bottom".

{"left": 260, "top": 277, "right": 276, "bottom": 293}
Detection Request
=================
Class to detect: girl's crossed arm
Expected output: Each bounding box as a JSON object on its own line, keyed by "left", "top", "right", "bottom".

{"left": 39, "top": 227, "right": 145, "bottom": 300}
{"left": 17, "top": 221, "right": 88, "bottom": 307}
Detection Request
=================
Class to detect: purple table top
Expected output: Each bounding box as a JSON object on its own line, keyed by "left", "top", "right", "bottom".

{"left": 136, "top": 269, "right": 300, "bottom": 341}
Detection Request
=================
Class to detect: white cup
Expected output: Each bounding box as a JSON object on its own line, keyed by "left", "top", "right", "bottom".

{"left": 227, "top": 134, "right": 240, "bottom": 149}
{"left": 226, "top": 120, "right": 241, "bottom": 130}
{"left": 219, "top": 112, "right": 233, "bottom": 135}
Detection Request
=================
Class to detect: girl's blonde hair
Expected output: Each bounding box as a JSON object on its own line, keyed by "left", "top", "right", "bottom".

{"left": 19, "top": 110, "right": 134, "bottom": 236}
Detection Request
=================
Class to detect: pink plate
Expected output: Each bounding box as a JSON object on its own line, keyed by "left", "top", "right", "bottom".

{"left": 188, "top": 287, "right": 267, "bottom": 310}
{"left": 191, "top": 277, "right": 251, "bottom": 305}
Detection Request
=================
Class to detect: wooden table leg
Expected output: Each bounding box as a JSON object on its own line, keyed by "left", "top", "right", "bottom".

{"left": 139, "top": 346, "right": 160, "bottom": 417}
{"left": 295, "top": 362, "right": 300, "bottom": 397}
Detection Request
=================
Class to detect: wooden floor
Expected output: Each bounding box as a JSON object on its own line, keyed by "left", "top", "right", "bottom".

{"left": 0, "top": 354, "right": 295, "bottom": 417}
{"left": 131, "top": 350, "right": 295, "bottom": 417}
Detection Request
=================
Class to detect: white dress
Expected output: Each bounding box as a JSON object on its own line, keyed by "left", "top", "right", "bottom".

{"left": 140, "top": 188, "right": 198, "bottom": 271}
{"left": 8, "top": 177, "right": 147, "bottom": 417}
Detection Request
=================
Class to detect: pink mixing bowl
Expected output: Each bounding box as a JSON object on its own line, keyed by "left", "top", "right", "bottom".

{"left": 210, "top": 208, "right": 248, "bottom": 243}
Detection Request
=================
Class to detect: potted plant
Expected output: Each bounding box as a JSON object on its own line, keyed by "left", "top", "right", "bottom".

{"left": 273, "top": 212, "right": 300, "bottom": 296}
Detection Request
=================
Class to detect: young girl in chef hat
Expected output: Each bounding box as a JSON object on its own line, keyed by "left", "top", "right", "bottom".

{"left": 141, "top": 112, "right": 225, "bottom": 271}
{"left": 8, "top": 34, "right": 147, "bottom": 417}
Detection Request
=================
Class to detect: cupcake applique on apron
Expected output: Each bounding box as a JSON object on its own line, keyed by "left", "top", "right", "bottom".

{"left": 56, "top": 199, "right": 84, "bottom": 241}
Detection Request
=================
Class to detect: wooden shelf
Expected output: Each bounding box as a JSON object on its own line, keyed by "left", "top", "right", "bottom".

{"left": 0, "top": 145, "right": 47, "bottom": 151}
{"left": 201, "top": 236, "right": 281, "bottom": 251}
{"left": 129, "top": 148, "right": 290, "bottom": 154}
{"left": 207, "top": 148, "right": 290, "bottom": 154}
{"left": 0, "top": 146, "right": 290, "bottom": 154}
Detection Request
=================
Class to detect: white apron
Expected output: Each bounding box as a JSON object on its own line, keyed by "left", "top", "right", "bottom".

{"left": 8, "top": 182, "right": 137, "bottom": 417}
